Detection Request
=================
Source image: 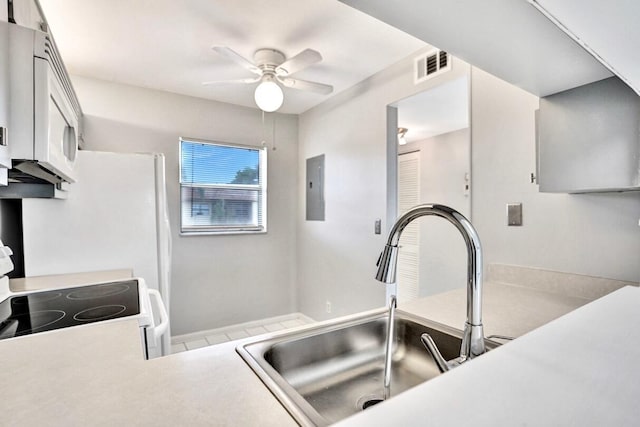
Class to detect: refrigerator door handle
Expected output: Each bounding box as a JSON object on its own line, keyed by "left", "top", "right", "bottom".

{"left": 148, "top": 289, "right": 169, "bottom": 340}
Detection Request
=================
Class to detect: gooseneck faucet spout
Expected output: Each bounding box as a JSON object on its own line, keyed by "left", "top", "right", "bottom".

{"left": 376, "top": 204, "right": 486, "bottom": 366}
{"left": 382, "top": 294, "right": 396, "bottom": 400}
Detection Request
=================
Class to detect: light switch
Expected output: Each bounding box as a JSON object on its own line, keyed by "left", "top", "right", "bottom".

{"left": 374, "top": 219, "right": 382, "bottom": 235}
{"left": 507, "top": 203, "right": 523, "bottom": 226}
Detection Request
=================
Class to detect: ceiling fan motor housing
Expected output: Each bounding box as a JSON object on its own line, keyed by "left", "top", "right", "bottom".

{"left": 254, "top": 48, "right": 286, "bottom": 72}
{"left": 205, "top": 46, "right": 333, "bottom": 102}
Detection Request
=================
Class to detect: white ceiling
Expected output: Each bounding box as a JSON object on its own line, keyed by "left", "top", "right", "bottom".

{"left": 533, "top": 0, "right": 640, "bottom": 95}
{"left": 397, "top": 76, "right": 469, "bottom": 143}
{"left": 340, "top": 0, "right": 613, "bottom": 97}
{"left": 39, "top": 0, "right": 427, "bottom": 114}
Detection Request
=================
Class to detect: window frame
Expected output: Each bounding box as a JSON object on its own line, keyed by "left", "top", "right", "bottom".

{"left": 179, "top": 137, "right": 268, "bottom": 236}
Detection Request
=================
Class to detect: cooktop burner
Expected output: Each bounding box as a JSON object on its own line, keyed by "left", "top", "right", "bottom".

{"left": 67, "top": 283, "right": 130, "bottom": 300}
{"left": 11, "top": 292, "right": 63, "bottom": 305}
{"left": 73, "top": 304, "right": 127, "bottom": 321}
{"left": 0, "top": 280, "right": 140, "bottom": 340}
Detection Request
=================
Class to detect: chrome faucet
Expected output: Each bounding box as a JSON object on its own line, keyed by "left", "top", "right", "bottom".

{"left": 382, "top": 294, "right": 396, "bottom": 400}
{"left": 376, "top": 204, "right": 486, "bottom": 372}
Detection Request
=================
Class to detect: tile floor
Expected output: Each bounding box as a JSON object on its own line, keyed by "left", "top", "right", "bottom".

{"left": 171, "top": 314, "right": 315, "bottom": 354}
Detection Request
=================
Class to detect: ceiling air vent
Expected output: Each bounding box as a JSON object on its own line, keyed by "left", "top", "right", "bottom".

{"left": 414, "top": 49, "right": 451, "bottom": 84}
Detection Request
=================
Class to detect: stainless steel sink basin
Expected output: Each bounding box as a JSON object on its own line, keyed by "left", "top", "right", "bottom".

{"left": 237, "top": 309, "right": 498, "bottom": 426}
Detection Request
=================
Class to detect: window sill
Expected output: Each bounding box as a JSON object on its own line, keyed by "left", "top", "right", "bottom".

{"left": 180, "top": 229, "right": 267, "bottom": 236}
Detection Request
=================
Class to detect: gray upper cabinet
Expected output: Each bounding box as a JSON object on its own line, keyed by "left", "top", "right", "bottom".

{"left": 537, "top": 77, "right": 640, "bottom": 193}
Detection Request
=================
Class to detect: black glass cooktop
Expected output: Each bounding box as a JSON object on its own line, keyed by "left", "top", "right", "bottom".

{"left": 0, "top": 280, "right": 140, "bottom": 340}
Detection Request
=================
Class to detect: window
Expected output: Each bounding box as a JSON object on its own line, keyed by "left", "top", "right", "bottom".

{"left": 180, "top": 138, "right": 267, "bottom": 234}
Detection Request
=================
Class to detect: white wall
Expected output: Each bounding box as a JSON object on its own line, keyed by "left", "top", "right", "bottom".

{"left": 298, "top": 56, "right": 639, "bottom": 323}
{"left": 398, "top": 128, "right": 471, "bottom": 297}
{"left": 470, "top": 67, "right": 640, "bottom": 283}
{"left": 297, "top": 51, "right": 472, "bottom": 321}
{"left": 72, "top": 76, "right": 299, "bottom": 335}
{"left": 69, "top": 51, "right": 640, "bottom": 335}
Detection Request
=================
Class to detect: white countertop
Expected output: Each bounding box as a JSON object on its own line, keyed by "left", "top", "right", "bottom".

{"left": 0, "top": 320, "right": 297, "bottom": 426}
{"left": 8, "top": 269, "right": 134, "bottom": 292}
{"left": 0, "top": 277, "right": 631, "bottom": 426}
{"left": 336, "top": 286, "right": 640, "bottom": 426}
{"left": 401, "top": 280, "right": 592, "bottom": 339}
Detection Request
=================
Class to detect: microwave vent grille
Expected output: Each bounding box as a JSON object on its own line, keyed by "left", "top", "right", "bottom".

{"left": 43, "top": 36, "right": 82, "bottom": 119}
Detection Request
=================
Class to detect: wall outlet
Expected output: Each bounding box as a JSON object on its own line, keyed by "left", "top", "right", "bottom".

{"left": 325, "top": 300, "right": 332, "bottom": 314}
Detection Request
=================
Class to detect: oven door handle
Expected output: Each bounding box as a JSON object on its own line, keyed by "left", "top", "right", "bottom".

{"left": 148, "top": 289, "right": 169, "bottom": 340}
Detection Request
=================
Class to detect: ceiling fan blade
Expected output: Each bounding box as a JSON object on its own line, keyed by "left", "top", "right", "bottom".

{"left": 202, "top": 77, "right": 261, "bottom": 86}
{"left": 278, "top": 77, "right": 333, "bottom": 95}
{"left": 211, "top": 46, "right": 262, "bottom": 75}
{"left": 275, "top": 49, "right": 322, "bottom": 76}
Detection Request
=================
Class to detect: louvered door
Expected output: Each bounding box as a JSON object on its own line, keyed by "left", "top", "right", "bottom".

{"left": 397, "top": 151, "right": 420, "bottom": 303}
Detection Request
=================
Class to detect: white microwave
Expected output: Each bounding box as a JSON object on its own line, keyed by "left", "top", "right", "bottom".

{"left": 8, "top": 24, "right": 82, "bottom": 184}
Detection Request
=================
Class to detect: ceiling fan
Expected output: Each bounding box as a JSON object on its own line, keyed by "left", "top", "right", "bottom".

{"left": 204, "top": 46, "right": 334, "bottom": 112}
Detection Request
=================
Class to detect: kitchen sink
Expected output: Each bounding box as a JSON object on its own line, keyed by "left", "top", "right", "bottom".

{"left": 237, "top": 309, "right": 499, "bottom": 426}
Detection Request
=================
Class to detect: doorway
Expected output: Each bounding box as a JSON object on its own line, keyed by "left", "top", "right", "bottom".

{"left": 391, "top": 73, "right": 471, "bottom": 301}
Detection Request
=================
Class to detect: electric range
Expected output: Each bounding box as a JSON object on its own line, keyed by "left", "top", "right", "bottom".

{"left": 0, "top": 279, "right": 148, "bottom": 340}
{"left": 0, "top": 277, "right": 169, "bottom": 359}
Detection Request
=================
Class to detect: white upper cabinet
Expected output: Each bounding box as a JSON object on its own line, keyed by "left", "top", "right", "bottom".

{"left": 0, "top": 22, "right": 7, "bottom": 130}
{"left": 0, "top": 22, "right": 9, "bottom": 178}
{"left": 10, "top": 0, "right": 45, "bottom": 31}
{"left": 340, "top": 0, "right": 613, "bottom": 97}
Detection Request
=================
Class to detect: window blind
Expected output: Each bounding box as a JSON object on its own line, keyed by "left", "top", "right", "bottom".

{"left": 180, "top": 139, "right": 267, "bottom": 234}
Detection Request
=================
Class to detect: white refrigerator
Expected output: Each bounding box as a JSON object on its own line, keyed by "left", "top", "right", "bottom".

{"left": 21, "top": 150, "right": 172, "bottom": 356}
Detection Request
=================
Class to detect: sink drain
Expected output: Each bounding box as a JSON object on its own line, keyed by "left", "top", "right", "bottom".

{"left": 356, "top": 395, "right": 385, "bottom": 411}
{"left": 362, "top": 398, "right": 384, "bottom": 410}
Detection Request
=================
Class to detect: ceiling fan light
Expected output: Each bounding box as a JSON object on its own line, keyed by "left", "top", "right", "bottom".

{"left": 254, "top": 80, "right": 284, "bottom": 112}
{"left": 398, "top": 127, "right": 408, "bottom": 145}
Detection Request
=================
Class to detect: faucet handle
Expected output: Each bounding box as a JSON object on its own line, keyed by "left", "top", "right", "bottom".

{"left": 420, "top": 333, "right": 464, "bottom": 373}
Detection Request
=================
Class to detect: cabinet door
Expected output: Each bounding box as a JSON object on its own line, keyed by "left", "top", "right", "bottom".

{"left": 10, "top": 0, "right": 44, "bottom": 31}
{"left": 0, "top": 22, "right": 7, "bottom": 132}
{"left": 0, "top": 21, "right": 10, "bottom": 173}
{"left": 538, "top": 77, "right": 640, "bottom": 193}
